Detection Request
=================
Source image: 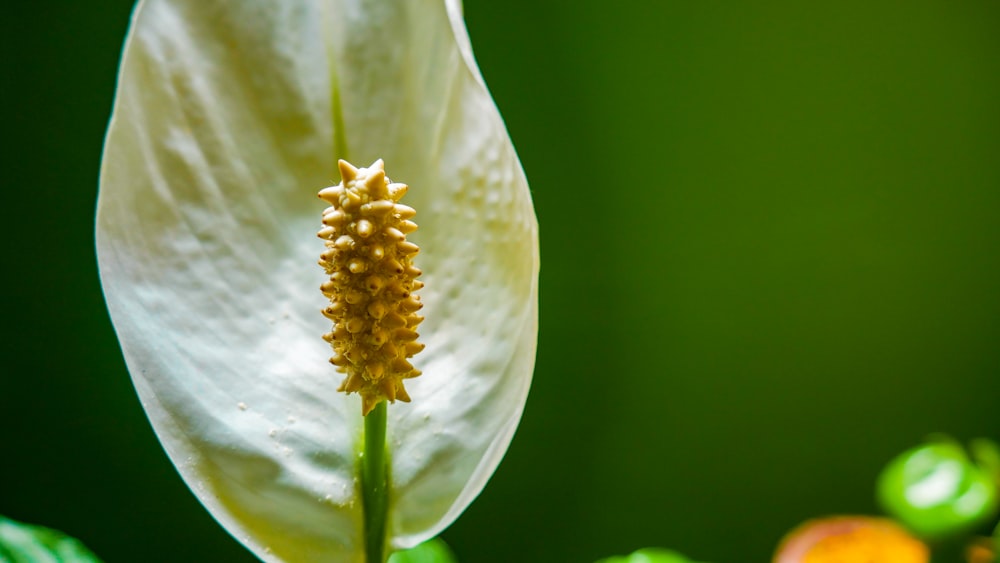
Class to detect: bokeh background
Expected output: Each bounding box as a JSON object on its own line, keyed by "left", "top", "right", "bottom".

{"left": 3, "top": 1, "right": 999, "bottom": 562}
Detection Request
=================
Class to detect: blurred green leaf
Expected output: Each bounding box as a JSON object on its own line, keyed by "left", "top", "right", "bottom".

{"left": 877, "top": 437, "right": 1000, "bottom": 540}
{"left": 972, "top": 439, "right": 1000, "bottom": 477}
{"left": 595, "top": 547, "right": 708, "bottom": 563}
{"left": 0, "top": 516, "right": 102, "bottom": 563}
{"left": 388, "top": 538, "right": 458, "bottom": 563}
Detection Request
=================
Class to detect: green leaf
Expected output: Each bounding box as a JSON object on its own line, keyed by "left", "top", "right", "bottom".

{"left": 595, "top": 547, "right": 708, "bottom": 563}
{"left": 0, "top": 516, "right": 103, "bottom": 563}
{"left": 876, "top": 436, "right": 1000, "bottom": 539}
{"left": 388, "top": 538, "right": 458, "bottom": 563}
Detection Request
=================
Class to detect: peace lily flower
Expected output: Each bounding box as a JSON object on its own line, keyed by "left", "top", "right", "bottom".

{"left": 96, "top": 0, "right": 538, "bottom": 561}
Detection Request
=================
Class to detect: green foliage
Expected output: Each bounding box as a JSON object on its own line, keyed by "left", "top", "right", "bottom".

{"left": 0, "top": 516, "right": 102, "bottom": 563}
{"left": 388, "top": 538, "right": 458, "bottom": 563}
{"left": 595, "top": 547, "right": 708, "bottom": 563}
{"left": 877, "top": 437, "right": 1000, "bottom": 540}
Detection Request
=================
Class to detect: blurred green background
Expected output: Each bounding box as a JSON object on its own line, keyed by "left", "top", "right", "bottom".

{"left": 3, "top": 1, "right": 999, "bottom": 562}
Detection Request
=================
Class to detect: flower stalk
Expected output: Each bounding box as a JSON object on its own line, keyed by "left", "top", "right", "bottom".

{"left": 362, "top": 401, "right": 389, "bottom": 563}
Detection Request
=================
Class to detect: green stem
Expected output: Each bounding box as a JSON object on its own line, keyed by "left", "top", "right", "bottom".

{"left": 362, "top": 401, "right": 389, "bottom": 563}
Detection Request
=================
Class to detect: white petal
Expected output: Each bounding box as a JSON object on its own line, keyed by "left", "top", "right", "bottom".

{"left": 98, "top": 0, "right": 538, "bottom": 561}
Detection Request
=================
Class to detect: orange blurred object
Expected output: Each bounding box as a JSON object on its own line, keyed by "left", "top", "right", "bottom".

{"left": 773, "top": 516, "right": 929, "bottom": 563}
{"left": 964, "top": 538, "right": 997, "bottom": 563}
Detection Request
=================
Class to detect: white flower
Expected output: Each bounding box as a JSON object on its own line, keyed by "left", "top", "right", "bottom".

{"left": 96, "top": 1, "right": 539, "bottom": 561}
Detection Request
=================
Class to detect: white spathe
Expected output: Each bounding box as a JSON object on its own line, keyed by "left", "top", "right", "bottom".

{"left": 96, "top": 1, "right": 538, "bottom": 561}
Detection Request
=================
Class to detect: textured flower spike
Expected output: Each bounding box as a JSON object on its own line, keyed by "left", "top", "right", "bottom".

{"left": 317, "top": 159, "right": 425, "bottom": 415}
